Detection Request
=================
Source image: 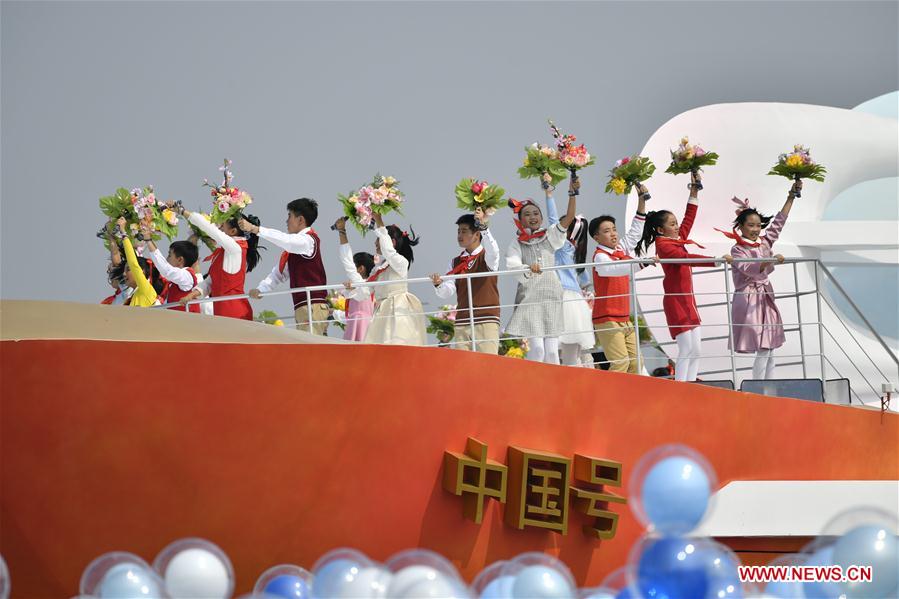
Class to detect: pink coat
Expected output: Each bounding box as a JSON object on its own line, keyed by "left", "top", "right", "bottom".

{"left": 344, "top": 295, "right": 375, "bottom": 342}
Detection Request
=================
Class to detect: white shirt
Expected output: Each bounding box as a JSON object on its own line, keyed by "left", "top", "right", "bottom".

{"left": 187, "top": 212, "right": 242, "bottom": 275}
{"left": 434, "top": 228, "right": 499, "bottom": 299}
{"left": 254, "top": 226, "right": 318, "bottom": 294}
{"left": 149, "top": 247, "right": 195, "bottom": 292}
{"left": 338, "top": 243, "right": 371, "bottom": 302}
{"left": 593, "top": 213, "right": 646, "bottom": 278}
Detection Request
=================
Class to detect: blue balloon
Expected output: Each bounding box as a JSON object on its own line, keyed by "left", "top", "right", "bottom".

{"left": 264, "top": 574, "right": 309, "bottom": 599}
{"left": 510, "top": 565, "right": 573, "bottom": 599}
{"left": 480, "top": 574, "right": 514, "bottom": 599}
{"left": 98, "top": 563, "right": 161, "bottom": 599}
{"left": 833, "top": 525, "right": 899, "bottom": 598}
{"left": 636, "top": 537, "right": 710, "bottom": 599}
{"left": 642, "top": 456, "right": 711, "bottom": 535}
{"left": 310, "top": 559, "right": 360, "bottom": 599}
{"left": 799, "top": 547, "right": 842, "bottom": 599}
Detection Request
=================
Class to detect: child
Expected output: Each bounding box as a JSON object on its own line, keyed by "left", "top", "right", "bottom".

{"left": 346, "top": 212, "right": 427, "bottom": 345}
{"left": 545, "top": 189, "right": 594, "bottom": 366}
{"left": 115, "top": 217, "right": 164, "bottom": 307}
{"left": 589, "top": 182, "right": 650, "bottom": 373}
{"left": 176, "top": 206, "right": 261, "bottom": 320}
{"left": 504, "top": 177, "right": 579, "bottom": 364}
{"left": 720, "top": 179, "right": 799, "bottom": 379}
{"left": 186, "top": 232, "right": 215, "bottom": 316}
{"left": 334, "top": 217, "right": 376, "bottom": 342}
{"left": 100, "top": 232, "right": 133, "bottom": 305}
{"left": 634, "top": 172, "right": 732, "bottom": 382}
{"left": 428, "top": 207, "right": 501, "bottom": 354}
{"left": 143, "top": 225, "right": 201, "bottom": 313}
{"left": 244, "top": 198, "right": 329, "bottom": 335}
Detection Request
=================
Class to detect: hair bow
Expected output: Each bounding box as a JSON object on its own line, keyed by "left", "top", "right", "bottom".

{"left": 731, "top": 196, "right": 751, "bottom": 217}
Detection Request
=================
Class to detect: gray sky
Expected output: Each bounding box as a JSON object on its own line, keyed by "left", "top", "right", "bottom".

{"left": 2, "top": 1, "right": 897, "bottom": 318}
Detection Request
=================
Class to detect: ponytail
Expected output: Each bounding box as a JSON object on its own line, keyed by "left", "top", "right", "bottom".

{"left": 230, "top": 213, "right": 263, "bottom": 272}
{"left": 635, "top": 210, "right": 672, "bottom": 256}
{"left": 386, "top": 224, "right": 420, "bottom": 265}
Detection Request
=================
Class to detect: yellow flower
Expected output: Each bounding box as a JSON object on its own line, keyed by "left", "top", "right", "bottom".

{"left": 506, "top": 347, "right": 525, "bottom": 359}
{"left": 785, "top": 154, "right": 804, "bottom": 168}
{"left": 523, "top": 157, "right": 530, "bottom": 167}
{"left": 162, "top": 209, "right": 178, "bottom": 226}
{"left": 610, "top": 177, "right": 627, "bottom": 195}
{"left": 335, "top": 298, "right": 347, "bottom": 311}
{"left": 383, "top": 176, "right": 397, "bottom": 185}
{"left": 273, "top": 319, "right": 285, "bottom": 327}
{"left": 474, "top": 194, "right": 484, "bottom": 203}
{"left": 681, "top": 136, "right": 690, "bottom": 146}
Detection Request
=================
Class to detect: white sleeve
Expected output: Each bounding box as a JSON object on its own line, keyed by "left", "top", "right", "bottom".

{"left": 188, "top": 212, "right": 241, "bottom": 273}
{"left": 505, "top": 239, "right": 524, "bottom": 270}
{"left": 621, "top": 213, "right": 647, "bottom": 254}
{"left": 547, "top": 222, "right": 567, "bottom": 251}
{"left": 150, "top": 247, "right": 195, "bottom": 292}
{"left": 195, "top": 273, "right": 211, "bottom": 298}
{"left": 338, "top": 243, "right": 371, "bottom": 301}
{"left": 593, "top": 252, "right": 635, "bottom": 277}
{"left": 481, "top": 228, "right": 500, "bottom": 272}
{"left": 374, "top": 226, "right": 408, "bottom": 276}
{"left": 255, "top": 263, "right": 288, "bottom": 294}
{"left": 434, "top": 259, "right": 456, "bottom": 299}
{"left": 258, "top": 227, "right": 315, "bottom": 257}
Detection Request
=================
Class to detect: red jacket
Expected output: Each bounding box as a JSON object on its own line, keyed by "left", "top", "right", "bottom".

{"left": 205, "top": 239, "right": 253, "bottom": 320}
{"left": 655, "top": 201, "right": 716, "bottom": 339}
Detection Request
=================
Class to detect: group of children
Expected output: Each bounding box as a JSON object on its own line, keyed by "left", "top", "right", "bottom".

{"left": 102, "top": 173, "right": 801, "bottom": 382}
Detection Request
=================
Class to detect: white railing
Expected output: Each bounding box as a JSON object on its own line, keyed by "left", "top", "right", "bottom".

{"left": 156, "top": 257, "right": 898, "bottom": 406}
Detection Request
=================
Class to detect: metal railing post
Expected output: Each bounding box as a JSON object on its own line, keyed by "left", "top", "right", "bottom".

{"left": 814, "top": 261, "right": 827, "bottom": 401}
{"left": 723, "top": 262, "right": 737, "bottom": 385}
{"left": 792, "top": 261, "right": 808, "bottom": 378}
{"left": 306, "top": 289, "right": 314, "bottom": 334}
{"left": 629, "top": 262, "right": 644, "bottom": 375}
{"left": 466, "top": 274, "right": 476, "bottom": 351}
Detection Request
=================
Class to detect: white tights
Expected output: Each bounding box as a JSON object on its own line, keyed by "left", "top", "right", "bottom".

{"left": 527, "top": 337, "right": 560, "bottom": 365}
{"left": 752, "top": 349, "right": 776, "bottom": 380}
{"left": 559, "top": 342, "right": 582, "bottom": 367}
{"left": 675, "top": 327, "right": 702, "bottom": 382}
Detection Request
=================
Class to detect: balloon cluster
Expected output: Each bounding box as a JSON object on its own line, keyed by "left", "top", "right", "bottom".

{"left": 3, "top": 445, "right": 895, "bottom": 599}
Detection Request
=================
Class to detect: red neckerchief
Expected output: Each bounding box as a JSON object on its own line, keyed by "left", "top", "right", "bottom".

{"left": 204, "top": 247, "right": 222, "bottom": 263}
{"left": 367, "top": 263, "right": 390, "bottom": 282}
{"left": 278, "top": 227, "right": 317, "bottom": 272}
{"left": 715, "top": 228, "right": 761, "bottom": 248}
{"left": 655, "top": 236, "right": 706, "bottom": 249}
{"left": 100, "top": 289, "right": 121, "bottom": 305}
{"left": 514, "top": 219, "right": 547, "bottom": 243}
{"left": 446, "top": 251, "right": 480, "bottom": 275}
{"left": 594, "top": 246, "right": 632, "bottom": 261}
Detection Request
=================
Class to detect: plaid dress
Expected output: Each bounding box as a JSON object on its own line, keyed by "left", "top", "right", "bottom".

{"left": 505, "top": 223, "right": 567, "bottom": 338}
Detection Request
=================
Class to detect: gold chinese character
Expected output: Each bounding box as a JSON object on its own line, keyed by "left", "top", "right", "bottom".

{"left": 443, "top": 437, "right": 507, "bottom": 523}
{"left": 570, "top": 454, "right": 627, "bottom": 539}
{"left": 505, "top": 446, "right": 570, "bottom": 534}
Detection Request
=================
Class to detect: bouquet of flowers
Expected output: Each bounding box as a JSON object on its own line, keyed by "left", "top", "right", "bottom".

{"left": 98, "top": 185, "right": 178, "bottom": 242}
{"left": 454, "top": 178, "right": 506, "bottom": 217}
{"left": 327, "top": 292, "right": 348, "bottom": 331}
{"left": 426, "top": 305, "right": 456, "bottom": 345}
{"left": 204, "top": 159, "right": 253, "bottom": 225}
{"left": 499, "top": 336, "right": 529, "bottom": 359}
{"left": 518, "top": 143, "right": 568, "bottom": 189}
{"left": 665, "top": 137, "right": 719, "bottom": 185}
{"left": 337, "top": 174, "right": 405, "bottom": 235}
{"left": 186, "top": 211, "right": 217, "bottom": 251}
{"left": 768, "top": 145, "right": 826, "bottom": 196}
{"left": 256, "top": 310, "right": 285, "bottom": 327}
{"left": 548, "top": 119, "right": 596, "bottom": 173}
{"left": 605, "top": 155, "right": 656, "bottom": 196}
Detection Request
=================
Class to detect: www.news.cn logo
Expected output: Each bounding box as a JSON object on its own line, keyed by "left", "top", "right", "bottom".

{"left": 738, "top": 565, "right": 874, "bottom": 584}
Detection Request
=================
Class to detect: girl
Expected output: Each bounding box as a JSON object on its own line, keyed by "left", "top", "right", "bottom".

{"left": 545, "top": 189, "right": 593, "bottom": 366}
{"left": 334, "top": 217, "right": 376, "bottom": 342}
{"left": 176, "top": 206, "right": 261, "bottom": 320}
{"left": 504, "top": 177, "right": 579, "bottom": 364}
{"left": 719, "top": 179, "right": 800, "bottom": 379}
{"left": 635, "top": 172, "right": 732, "bottom": 382}
{"left": 115, "top": 217, "right": 164, "bottom": 307}
{"left": 347, "top": 212, "right": 427, "bottom": 345}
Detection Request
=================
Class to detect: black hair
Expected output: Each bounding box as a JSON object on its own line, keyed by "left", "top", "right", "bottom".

{"left": 287, "top": 198, "right": 318, "bottom": 227}
{"left": 455, "top": 214, "right": 482, "bottom": 235}
{"left": 588, "top": 215, "right": 616, "bottom": 239}
{"left": 353, "top": 251, "right": 375, "bottom": 278}
{"left": 567, "top": 216, "right": 589, "bottom": 274}
{"left": 108, "top": 261, "right": 126, "bottom": 287}
{"left": 385, "top": 224, "right": 420, "bottom": 265}
{"left": 169, "top": 240, "right": 199, "bottom": 267}
{"left": 634, "top": 210, "right": 674, "bottom": 256}
{"left": 136, "top": 257, "right": 166, "bottom": 295}
{"left": 733, "top": 207, "right": 773, "bottom": 230}
{"left": 227, "top": 213, "right": 263, "bottom": 272}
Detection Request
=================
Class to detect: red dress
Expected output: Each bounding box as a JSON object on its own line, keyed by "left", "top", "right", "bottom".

{"left": 205, "top": 239, "right": 253, "bottom": 320}
{"left": 655, "top": 202, "right": 716, "bottom": 339}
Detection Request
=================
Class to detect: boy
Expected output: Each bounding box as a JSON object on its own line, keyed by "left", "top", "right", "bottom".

{"left": 143, "top": 227, "right": 201, "bottom": 312}
{"left": 429, "top": 208, "right": 500, "bottom": 354}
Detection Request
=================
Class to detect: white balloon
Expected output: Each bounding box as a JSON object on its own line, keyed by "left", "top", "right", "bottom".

{"left": 163, "top": 548, "right": 231, "bottom": 599}
{"left": 332, "top": 566, "right": 393, "bottom": 599}
{"left": 387, "top": 566, "right": 463, "bottom": 599}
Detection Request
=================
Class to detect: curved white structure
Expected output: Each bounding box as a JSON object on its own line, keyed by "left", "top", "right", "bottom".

{"left": 626, "top": 101, "right": 899, "bottom": 405}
